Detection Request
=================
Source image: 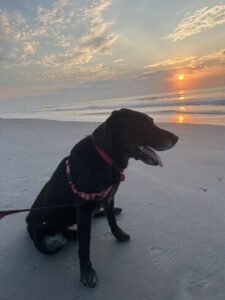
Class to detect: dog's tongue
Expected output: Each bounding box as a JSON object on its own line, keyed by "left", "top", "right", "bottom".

{"left": 140, "top": 146, "right": 163, "bottom": 167}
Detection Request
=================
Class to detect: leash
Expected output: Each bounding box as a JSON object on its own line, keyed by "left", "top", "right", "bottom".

{"left": 0, "top": 203, "right": 79, "bottom": 220}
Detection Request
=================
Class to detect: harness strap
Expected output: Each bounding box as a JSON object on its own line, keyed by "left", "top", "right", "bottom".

{"left": 66, "top": 159, "right": 113, "bottom": 201}
{"left": 92, "top": 139, "right": 114, "bottom": 165}
{"left": 92, "top": 136, "right": 125, "bottom": 182}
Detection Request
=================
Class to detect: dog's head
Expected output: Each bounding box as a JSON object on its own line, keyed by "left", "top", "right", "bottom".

{"left": 105, "top": 108, "right": 178, "bottom": 167}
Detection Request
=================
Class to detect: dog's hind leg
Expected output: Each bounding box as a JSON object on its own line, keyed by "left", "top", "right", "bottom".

{"left": 29, "top": 224, "right": 68, "bottom": 255}
{"left": 64, "top": 225, "right": 77, "bottom": 240}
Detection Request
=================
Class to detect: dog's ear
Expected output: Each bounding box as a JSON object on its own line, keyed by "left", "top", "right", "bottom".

{"left": 110, "top": 108, "right": 128, "bottom": 118}
{"left": 105, "top": 109, "right": 135, "bottom": 148}
{"left": 108, "top": 108, "right": 131, "bottom": 122}
{"left": 106, "top": 109, "right": 128, "bottom": 130}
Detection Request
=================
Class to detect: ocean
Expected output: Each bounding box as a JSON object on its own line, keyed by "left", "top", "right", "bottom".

{"left": 1, "top": 86, "right": 225, "bottom": 125}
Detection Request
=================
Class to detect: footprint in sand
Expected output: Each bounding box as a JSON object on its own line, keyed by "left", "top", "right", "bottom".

{"left": 149, "top": 247, "right": 175, "bottom": 269}
{"left": 187, "top": 278, "right": 210, "bottom": 292}
{"left": 65, "top": 256, "right": 77, "bottom": 271}
{"left": 179, "top": 272, "right": 212, "bottom": 300}
{"left": 194, "top": 187, "right": 208, "bottom": 192}
{"left": 23, "top": 259, "right": 40, "bottom": 271}
{"left": 101, "top": 232, "right": 113, "bottom": 240}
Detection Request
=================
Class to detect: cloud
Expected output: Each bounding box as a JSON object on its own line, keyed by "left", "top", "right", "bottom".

{"left": 0, "top": 9, "right": 27, "bottom": 42}
{"left": 37, "top": 0, "right": 78, "bottom": 28}
{"left": 0, "top": 0, "right": 118, "bottom": 83}
{"left": 80, "top": 0, "right": 117, "bottom": 55}
{"left": 0, "top": 9, "right": 39, "bottom": 65}
{"left": 113, "top": 58, "right": 124, "bottom": 63}
{"left": 144, "top": 56, "right": 196, "bottom": 73}
{"left": 82, "top": 0, "right": 111, "bottom": 40}
{"left": 143, "top": 49, "right": 225, "bottom": 74}
{"left": 24, "top": 41, "right": 38, "bottom": 55}
{"left": 83, "top": 33, "right": 118, "bottom": 54}
{"left": 34, "top": 61, "right": 116, "bottom": 83}
{"left": 166, "top": 4, "right": 225, "bottom": 41}
{"left": 189, "top": 49, "right": 225, "bottom": 69}
{"left": 0, "top": 10, "right": 10, "bottom": 40}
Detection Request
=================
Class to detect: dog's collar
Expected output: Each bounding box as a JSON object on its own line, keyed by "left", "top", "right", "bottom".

{"left": 66, "top": 159, "right": 114, "bottom": 201}
{"left": 91, "top": 135, "right": 125, "bottom": 182}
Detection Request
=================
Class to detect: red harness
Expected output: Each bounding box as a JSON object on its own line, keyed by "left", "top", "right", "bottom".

{"left": 66, "top": 137, "right": 125, "bottom": 201}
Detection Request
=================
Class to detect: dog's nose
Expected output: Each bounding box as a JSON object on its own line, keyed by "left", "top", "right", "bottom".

{"left": 173, "top": 134, "right": 179, "bottom": 144}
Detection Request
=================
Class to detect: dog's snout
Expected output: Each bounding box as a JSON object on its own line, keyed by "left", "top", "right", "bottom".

{"left": 173, "top": 134, "right": 179, "bottom": 145}
{"left": 167, "top": 133, "right": 178, "bottom": 149}
{"left": 149, "top": 129, "right": 179, "bottom": 151}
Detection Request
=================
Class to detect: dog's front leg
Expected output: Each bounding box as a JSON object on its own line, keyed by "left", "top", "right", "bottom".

{"left": 104, "top": 197, "right": 130, "bottom": 242}
{"left": 77, "top": 206, "right": 98, "bottom": 288}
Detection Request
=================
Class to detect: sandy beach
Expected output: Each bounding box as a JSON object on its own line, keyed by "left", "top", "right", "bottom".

{"left": 0, "top": 118, "right": 225, "bottom": 300}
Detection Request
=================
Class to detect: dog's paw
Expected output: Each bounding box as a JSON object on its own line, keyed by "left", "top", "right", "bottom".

{"left": 113, "top": 207, "right": 122, "bottom": 216}
{"left": 113, "top": 228, "right": 130, "bottom": 242}
{"left": 80, "top": 268, "right": 98, "bottom": 288}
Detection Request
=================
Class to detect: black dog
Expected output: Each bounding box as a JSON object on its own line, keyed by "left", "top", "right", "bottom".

{"left": 26, "top": 108, "right": 178, "bottom": 288}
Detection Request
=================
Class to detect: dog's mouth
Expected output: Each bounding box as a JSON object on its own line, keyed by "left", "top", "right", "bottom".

{"left": 137, "top": 146, "right": 163, "bottom": 167}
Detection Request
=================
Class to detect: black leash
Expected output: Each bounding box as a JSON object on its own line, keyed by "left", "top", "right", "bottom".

{"left": 0, "top": 203, "right": 79, "bottom": 220}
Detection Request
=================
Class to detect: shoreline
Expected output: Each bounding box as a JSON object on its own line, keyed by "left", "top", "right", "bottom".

{"left": 1, "top": 116, "right": 225, "bottom": 127}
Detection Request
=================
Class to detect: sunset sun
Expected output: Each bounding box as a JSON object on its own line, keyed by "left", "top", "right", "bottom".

{"left": 178, "top": 74, "right": 184, "bottom": 81}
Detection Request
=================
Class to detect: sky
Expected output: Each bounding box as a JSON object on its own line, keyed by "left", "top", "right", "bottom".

{"left": 0, "top": 0, "right": 225, "bottom": 105}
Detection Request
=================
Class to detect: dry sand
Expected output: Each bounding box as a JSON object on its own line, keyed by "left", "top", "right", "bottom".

{"left": 0, "top": 118, "right": 225, "bottom": 300}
